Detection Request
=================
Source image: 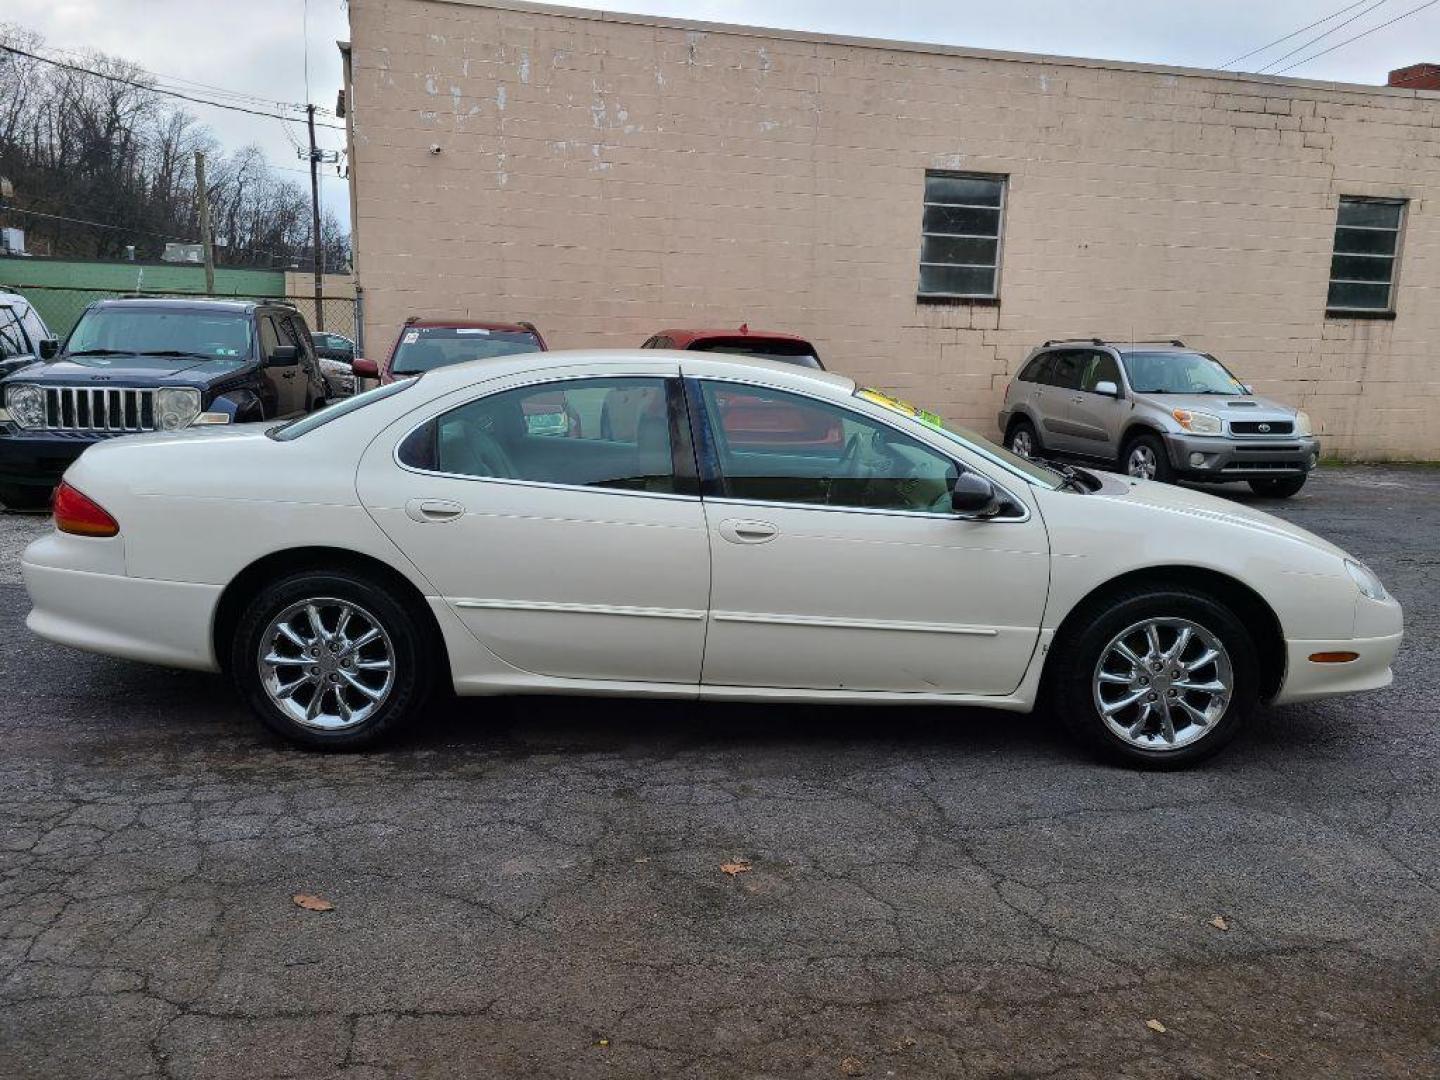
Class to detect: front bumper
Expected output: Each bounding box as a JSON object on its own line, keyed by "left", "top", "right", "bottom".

{"left": 1272, "top": 592, "right": 1403, "bottom": 706}
{"left": 0, "top": 428, "right": 113, "bottom": 494}
{"left": 1163, "top": 432, "right": 1321, "bottom": 481}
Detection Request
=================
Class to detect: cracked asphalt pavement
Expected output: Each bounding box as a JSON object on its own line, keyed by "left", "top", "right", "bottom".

{"left": 0, "top": 465, "right": 1436, "bottom": 1079}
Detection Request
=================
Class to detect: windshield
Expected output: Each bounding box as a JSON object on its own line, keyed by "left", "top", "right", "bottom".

{"left": 854, "top": 388, "right": 1064, "bottom": 488}
{"left": 67, "top": 307, "right": 252, "bottom": 361}
{"left": 392, "top": 327, "right": 543, "bottom": 374}
{"left": 270, "top": 379, "right": 414, "bottom": 441}
{"left": 690, "top": 338, "right": 822, "bottom": 369}
{"left": 1121, "top": 351, "right": 1245, "bottom": 395}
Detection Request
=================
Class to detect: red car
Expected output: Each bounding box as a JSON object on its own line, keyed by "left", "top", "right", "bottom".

{"left": 640, "top": 325, "right": 824, "bottom": 369}
{"left": 636, "top": 326, "right": 837, "bottom": 449}
{"left": 352, "top": 318, "right": 547, "bottom": 384}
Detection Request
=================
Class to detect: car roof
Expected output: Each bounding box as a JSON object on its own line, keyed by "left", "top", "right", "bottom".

{"left": 406, "top": 317, "right": 538, "bottom": 334}
{"left": 412, "top": 347, "right": 854, "bottom": 396}
{"left": 87, "top": 297, "right": 276, "bottom": 314}
{"left": 652, "top": 327, "right": 815, "bottom": 348}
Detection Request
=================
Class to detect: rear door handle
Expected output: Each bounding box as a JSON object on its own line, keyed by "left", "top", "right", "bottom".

{"left": 405, "top": 498, "right": 465, "bottom": 523}
{"left": 719, "top": 518, "right": 778, "bottom": 544}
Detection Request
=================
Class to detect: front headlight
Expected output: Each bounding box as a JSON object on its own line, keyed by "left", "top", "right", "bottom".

{"left": 5, "top": 384, "right": 46, "bottom": 429}
{"left": 1171, "top": 408, "right": 1224, "bottom": 435}
{"left": 1345, "top": 559, "right": 1388, "bottom": 601}
{"left": 155, "top": 387, "right": 202, "bottom": 431}
{"left": 1295, "top": 410, "right": 1313, "bottom": 436}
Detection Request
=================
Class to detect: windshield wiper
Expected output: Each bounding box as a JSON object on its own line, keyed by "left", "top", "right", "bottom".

{"left": 1036, "top": 457, "right": 1090, "bottom": 493}
{"left": 68, "top": 348, "right": 131, "bottom": 357}
{"left": 137, "top": 350, "right": 215, "bottom": 359}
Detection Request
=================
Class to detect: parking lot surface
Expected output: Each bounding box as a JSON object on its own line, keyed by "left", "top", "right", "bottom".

{"left": 0, "top": 465, "right": 1436, "bottom": 1079}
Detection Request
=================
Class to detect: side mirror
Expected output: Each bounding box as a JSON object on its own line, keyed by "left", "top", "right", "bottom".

{"left": 38, "top": 338, "right": 59, "bottom": 360}
{"left": 1093, "top": 379, "right": 1120, "bottom": 397}
{"left": 950, "top": 471, "right": 1005, "bottom": 520}
{"left": 266, "top": 345, "right": 299, "bottom": 367}
{"left": 351, "top": 357, "right": 379, "bottom": 379}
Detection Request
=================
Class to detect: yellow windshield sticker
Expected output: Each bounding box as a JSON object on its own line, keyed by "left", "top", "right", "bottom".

{"left": 856, "top": 388, "right": 947, "bottom": 432}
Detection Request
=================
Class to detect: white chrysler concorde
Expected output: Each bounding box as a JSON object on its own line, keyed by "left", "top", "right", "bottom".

{"left": 21, "top": 350, "right": 1401, "bottom": 767}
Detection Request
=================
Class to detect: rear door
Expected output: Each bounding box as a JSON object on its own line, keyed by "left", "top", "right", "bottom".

{"left": 1039, "top": 350, "right": 1087, "bottom": 453}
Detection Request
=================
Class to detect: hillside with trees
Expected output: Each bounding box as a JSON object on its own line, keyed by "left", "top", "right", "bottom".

{"left": 0, "top": 23, "right": 349, "bottom": 270}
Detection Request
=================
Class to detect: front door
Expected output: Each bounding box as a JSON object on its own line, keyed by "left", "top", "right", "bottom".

{"left": 689, "top": 378, "right": 1049, "bottom": 695}
{"left": 358, "top": 367, "right": 711, "bottom": 685}
{"left": 1067, "top": 349, "right": 1129, "bottom": 458}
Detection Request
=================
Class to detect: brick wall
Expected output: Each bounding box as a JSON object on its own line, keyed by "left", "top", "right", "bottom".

{"left": 346, "top": 0, "right": 1440, "bottom": 459}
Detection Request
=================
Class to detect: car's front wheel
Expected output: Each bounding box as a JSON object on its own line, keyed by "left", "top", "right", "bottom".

{"left": 1121, "top": 433, "right": 1173, "bottom": 483}
{"left": 1248, "top": 476, "right": 1307, "bottom": 498}
{"left": 231, "top": 570, "right": 434, "bottom": 750}
{"left": 1051, "top": 587, "right": 1258, "bottom": 768}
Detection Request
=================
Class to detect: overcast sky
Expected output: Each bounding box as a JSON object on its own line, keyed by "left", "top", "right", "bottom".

{"left": 7, "top": 0, "right": 1438, "bottom": 233}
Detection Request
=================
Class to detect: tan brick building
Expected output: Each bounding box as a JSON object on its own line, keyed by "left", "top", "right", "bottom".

{"left": 342, "top": 0, "right": 1440, "bottom": 458}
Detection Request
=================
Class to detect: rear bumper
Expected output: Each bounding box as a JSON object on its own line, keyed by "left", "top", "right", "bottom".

{"left": 22, "top": 537, "right": 221, "bottom": 671}
{"left": 1164, "top": 433, "right": 1320, "bottom": 481}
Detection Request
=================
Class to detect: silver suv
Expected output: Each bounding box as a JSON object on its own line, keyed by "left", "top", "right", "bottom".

{"left": 997, "top": 339, "right": 1320, "bottom": 497}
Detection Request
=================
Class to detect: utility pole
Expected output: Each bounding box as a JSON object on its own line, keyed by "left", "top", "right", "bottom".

{"left": 306, "top": 103, "right": 325, "bottom": 330}
{"left": 194, "top": 151, "right": 215, "bottom": 295}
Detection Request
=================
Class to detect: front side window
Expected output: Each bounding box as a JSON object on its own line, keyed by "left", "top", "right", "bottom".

{"left": 67, "top": 307, "right": 253, "bottom": 363}
{"left": 1079, "top": 351, "right": 1121, "bottom": 392}
{"left": 0, "top": 308, "right": 28, "bottom": 359}
{"left": 918, "top": 171, "right": 1006, "bottom": 299}
{"left": 698, "top": 382, "right": 958, "bottom": 513}
{"left": 400, "top": 377, "right": 680, "bottom": 494}
{"left": 391, "top": 326, "right": 544, "bottom": 375}
{"left": 1328, "top": 197, "right": 1405, "bottom": 313}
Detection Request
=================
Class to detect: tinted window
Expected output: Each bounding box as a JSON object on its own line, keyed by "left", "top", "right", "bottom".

{"left": 1048, "top": 351, "right": 1085, "bottom": 391}
{"left": 258, "top": 316, "right": 280, "bottom": 359}
{"left": 20, "top": 307, "right": 47, "bottom": 347}
{"left": 1018, "top": 353, "right": 1053, "bottom": 383}
{"left": 1079, "top": 351, "right": 1121, "bottom": 392}
{"left": 0, "top": 308, "right": 28, "bottom": 359}
{"left": 688, "top": 338, "right": 822, "bottom": 369}
{"left": 698, "top": 382, "right": 957, "bottom": 513}
{"left": 401, "top": 377, "right": 679, "bottom": 494}
{"left": 392, "top": 327, "right": 543, "bottom": 375}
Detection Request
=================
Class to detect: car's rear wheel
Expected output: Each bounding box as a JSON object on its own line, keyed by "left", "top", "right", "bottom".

{"left": 1248, "top": 476, "right": 1307, "bottom": 498}
{"left": 231, "top": 570, "right": 434, "bottom": 750}
{"left": 1051, "top": 587, "right": 1258, "bottom": 769}
{"left": 1121, "top": 433, "right": 1172, "bottom": 483}
{"left": 1006, "top": 418, "right": 1041, "bottom": 459}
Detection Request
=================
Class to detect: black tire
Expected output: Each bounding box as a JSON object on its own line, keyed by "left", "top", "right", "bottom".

{"left": 1006, "top": 417, "right": 1042, "bottom": 459}
{"left": 0, "top": 483, "right": 52, "bottom": 511}
{"left": 1248, "top": 475, "right": 1306, "bottom": 498}
{"left": 1049, "top": 586, "right": 1258, "bottom": 769}
{"left": 1120, "top": 432, "right": 1173, "bottom": 483}
{"left": 230, "top": 570, "right": 435, "bottom": 750}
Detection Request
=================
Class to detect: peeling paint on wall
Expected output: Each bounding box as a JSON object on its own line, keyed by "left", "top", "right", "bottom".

{"left": 424, "top": 75, "right": 438, "bottom": 95}
{"left": 496, "top": 84, "right": 508, "bottom": 111}
{"left": 519, "top": 51, "right": 531, "bottom": 84}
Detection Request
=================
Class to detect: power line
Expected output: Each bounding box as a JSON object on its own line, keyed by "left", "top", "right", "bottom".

{"left": 1270, "top": 0, "right": 1440, "bottom": 74}
{"left": 1218, "top": 1, "right": 1374, "bottom": 68}
{"left": 1256, "top": 0, "right": 1390, "bottom": 73}
{"left": 0, "top": 43, "right": 346, "bottom": 131}
{"left": 0, "top": 204, "right": 198, "bottom": 242}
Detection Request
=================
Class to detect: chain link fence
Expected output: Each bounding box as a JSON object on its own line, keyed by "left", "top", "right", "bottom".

{"left": 6, "top": 284, "right": 359, "bottom": 345}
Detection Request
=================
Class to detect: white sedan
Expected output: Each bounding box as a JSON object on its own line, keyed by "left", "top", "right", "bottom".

{"left": 21, "top": 350, "right": 1402, "bottom": 767}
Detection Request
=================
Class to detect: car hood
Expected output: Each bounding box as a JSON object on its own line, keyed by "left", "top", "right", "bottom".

{"left": 1134, "top": 392, "right": 1296, "bottom": 420}
{"left": 12, "top": 356, "right": 241, "bottom": 386}
{"left": 1085, "top": 471, "right": 1347, "bottom": 559}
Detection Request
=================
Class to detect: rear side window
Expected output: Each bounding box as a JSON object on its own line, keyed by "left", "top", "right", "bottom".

{"left": 1048, "top": 352, "right": 1085, "bottom": 391}
{"left": 398, "top": 377, "right": 682, "bottom": 494}
{"left": 1018, "top": 353, "right": 1053, "bottom": 383}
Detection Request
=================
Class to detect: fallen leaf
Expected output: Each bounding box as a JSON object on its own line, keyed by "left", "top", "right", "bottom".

{"left": 720, "top": 860, "right": 752, "bottom": 876}
{"left": 596, "top": 1037, "right": 610, "bottom": 1048}
{"left": 1209, "top": 915, "right": 1230, "bottom": 932}
{"left": 292, "top": 893, "right": 334, "bottom": 912}
{"left": 840, "top": 1056, "right": 865, "bottom": 1076}
{"left": 1145, "top": 1019, "right": 1167, "bottom": 1034}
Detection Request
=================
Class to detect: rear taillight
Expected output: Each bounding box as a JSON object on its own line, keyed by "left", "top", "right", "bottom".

{"left": 53, "top": 482, "right": 119, "bottom": 537}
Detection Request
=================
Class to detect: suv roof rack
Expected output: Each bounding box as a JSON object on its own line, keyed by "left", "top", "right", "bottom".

{"left": 1041, "top": 337, "right": 1105, "bottom": 347}
{"left": 1040, "top": 337, "right": 1187, "bottom": 348}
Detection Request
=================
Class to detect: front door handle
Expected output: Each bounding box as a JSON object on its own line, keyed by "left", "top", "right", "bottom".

{"left": 719, "top": 518, "right": 778, "bottom": 544}
{"left": 405, "top": 498, "right": 465, "bottom": 523}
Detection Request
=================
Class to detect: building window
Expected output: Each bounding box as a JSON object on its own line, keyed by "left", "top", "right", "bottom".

{"left": 918, "top": 172, "right": 1006, "bottom": 300}
{"left": 1327, "top": 197, "right": 1405, "bottom": 314}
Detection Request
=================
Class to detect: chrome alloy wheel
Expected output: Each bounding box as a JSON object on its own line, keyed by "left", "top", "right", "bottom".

{"left": 258, "top": 598, "right": 396, "bottom": 731}
{"left": 1126, "top": 443, "right": 1158, "bottom": 479}
{"left": 1092, "top": 617, "right": 1233, "bottom": 751}
{"left": 1009, "top": 428, "right": 1034, "bottom": 458}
